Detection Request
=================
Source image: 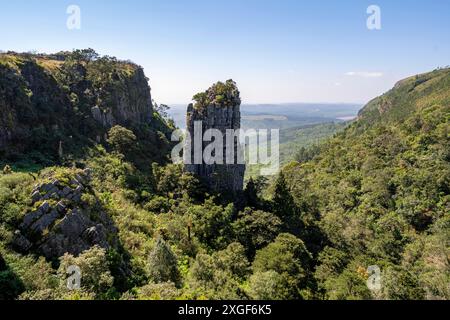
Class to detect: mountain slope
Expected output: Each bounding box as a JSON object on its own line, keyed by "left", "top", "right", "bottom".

{"left": 0, "top": 49, "right": 173, "bottom": 168}
{"left": 283, "top": 67, "right": 450, "bottom": 299}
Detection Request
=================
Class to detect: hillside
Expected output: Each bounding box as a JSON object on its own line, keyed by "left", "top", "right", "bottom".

{"left": 282, "top": 67, "right": 450, "bottom": 299}
{"left": 0, "top": 58, "right": 448, "bottom": 300}
{"left": 0, "top": 49, "right": 173, "bottom": 170}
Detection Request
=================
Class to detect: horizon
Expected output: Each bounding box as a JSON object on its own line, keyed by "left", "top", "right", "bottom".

{"left": 1, "top": 0, "right": 449, "bottom": 105}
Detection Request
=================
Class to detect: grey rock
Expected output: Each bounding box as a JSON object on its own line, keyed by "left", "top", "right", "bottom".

{"left": 40, "top": 201, "right": 51, "bottom": 213}
{"left": 56, "top": 201, "right": 66, "bottom": 214}
{"left": 30, "top": 209, "right": 60, "bottom": 234}
{"left": 31, "top": 190, "right": 41, "bottom": 203}
{"left": 62, "top": 186, "right": 72, "bottom": 196}
{"left": 21, "top": 201, "right": 55, "bottom": 232}
{"left": 82, "top": 225, "right": 109, "bottom": 248}
{"left": 69, "top": 178, "right": 81, "bottom": 187}
{"left": 75, "top": 174, "right": 86, "bottom": 186}
{"left": 57, "top": 209, "right": 90, "bottom": 238}
{"left": 40, "top": 183, "right": 54, "bottom": 193}
{"left": 184, "top": 81, "right": 245, "bottom": 193}
{"left": 21, "top": 208, "right": 46, "bottom": 229}
{"left": 12, "top": 230, "right": 32, "bottom": 252}
{"left": 19, "top": 178, "right": 119, "bottom": 260}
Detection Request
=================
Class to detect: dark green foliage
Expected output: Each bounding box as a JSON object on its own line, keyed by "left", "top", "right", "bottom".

{"left": 187, "top": 243, "right": 249, "bottom": 299}
{"left": 283, "top": 67, "right": 450, "bottom": 300}
{"left": 253, "top": 233, "right": 312, "bottom": 299}
{"left": 0, "top": 63, "right": 448, "bottom": 300}
{"left": 107, "top": 125, "right": 137, "bottom": 154}
{"left": 189, "top": 198, "right": 234, "bottom": 250}
{"left": 0, "top": 50, "right": 173, "bottom": 170}
{"left": 0, "top": 254, "right": 24, "bottom": 300}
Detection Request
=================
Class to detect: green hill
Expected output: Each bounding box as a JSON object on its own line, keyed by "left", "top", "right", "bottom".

{"left": 282, "top": 67, "right": 450, "bottom": 299}
{"left": 0, "top": 60, "right": 448, "bottom": 300}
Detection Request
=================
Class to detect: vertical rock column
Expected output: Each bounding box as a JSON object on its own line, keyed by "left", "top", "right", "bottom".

{"left": 185, "top": 80, "right": 245, "bottom": 193}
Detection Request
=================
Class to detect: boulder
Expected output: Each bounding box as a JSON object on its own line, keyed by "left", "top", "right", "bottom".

{"left": 17, "top": 173, "right": 118, "bottom": 260}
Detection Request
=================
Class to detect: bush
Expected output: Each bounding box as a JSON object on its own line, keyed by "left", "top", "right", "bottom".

{"left": 107, "top": 125, "right": 137, "bottom": 154}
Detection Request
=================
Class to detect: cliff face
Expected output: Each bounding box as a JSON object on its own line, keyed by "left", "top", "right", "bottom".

{"left": 90, "top": 67, "right": 153, "bottom": 128}
{"left": 0, "top": 50, "right": 156, "bottom": 160}
{"left": 185, "top": 80, "right": 245, "bottom": 193}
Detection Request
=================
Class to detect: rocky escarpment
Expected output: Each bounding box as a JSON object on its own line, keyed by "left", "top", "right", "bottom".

{"left": 89, "top": 67, "right": 153, "bottom": 128}
{"left": 185, "top": 80, "right": 245, "bottom": 193}
{"left": 0, "top": 50, "right": 156, "bottom": 160}
{"left": 12, "top": 169, "right": 118, "bottom": 260}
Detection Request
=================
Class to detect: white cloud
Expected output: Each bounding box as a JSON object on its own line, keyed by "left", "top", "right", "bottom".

{"left": 345, "top": 71, "right": 384, "bottom": 78}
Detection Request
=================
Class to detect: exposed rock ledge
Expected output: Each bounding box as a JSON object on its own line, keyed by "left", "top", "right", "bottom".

{"left": 12, "top": 169, "right": 118, "bottom": 260}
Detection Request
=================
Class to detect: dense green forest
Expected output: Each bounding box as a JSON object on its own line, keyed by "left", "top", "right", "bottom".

{"left": 0, "top": 51, "right": 448, "bottom": 300}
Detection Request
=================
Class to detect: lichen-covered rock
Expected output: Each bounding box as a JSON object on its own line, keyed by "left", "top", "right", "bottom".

{"left": 15, "top": 168, "right": 118, "bottom": 260}
{"left": 185, "top": 80, "right": 245, "bottom": 193}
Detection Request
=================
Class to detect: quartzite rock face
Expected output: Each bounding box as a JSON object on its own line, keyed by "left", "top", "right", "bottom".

{"left": 13, "top": 168, "right": 118, "bottom": 259}
{"left": 185, "top": 80, "right": 245, "bottom": 193}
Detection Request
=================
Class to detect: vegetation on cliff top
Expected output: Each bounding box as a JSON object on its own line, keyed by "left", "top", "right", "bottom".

{"left": 192, "top": 79, "right": 241, "bottom": 109}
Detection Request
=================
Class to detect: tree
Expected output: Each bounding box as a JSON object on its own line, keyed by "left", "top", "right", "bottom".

{"left": 232, "top": 208, "right": 282, "bottom": 257}
{"left": 189, "top": 198, "right": 234, "bottom": 250}
{"left": 252, "top": 233, "right": 312, "bottom": 298}
{"left": 187, "top": 243, "right": 249, "bottom": 299}
{"left": 148, "top": 237, "right": 180, "bottom": 286}
{"left": 244, "top": 178, "right": 259, "bottom": 208}
{"left": 272, "top": 171, "right": 296, "bottom": 218}
{"left": 154, "top": 102, "right": 170, "bottom": 120}
{"left": 272, "top": 171, "right": 302, "bottom": 234}
{"left": 136, "top": 281, "right": 180, "bottom": 300}
{"left": 107, "top": 125, "right": 137, "bottom": 154}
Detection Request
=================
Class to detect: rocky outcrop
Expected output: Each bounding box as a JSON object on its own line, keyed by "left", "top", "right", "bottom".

{"left": 12, "top": 169, "right": 118, "bottom": 260}
{"left": 90, "top": 67, "right": 154, "bottom": 128}
{"left": 184, "top": 80, "right": 245, "bottom": 193}
{"left": 0, "top": 51, "right": 155, "bottom": 158}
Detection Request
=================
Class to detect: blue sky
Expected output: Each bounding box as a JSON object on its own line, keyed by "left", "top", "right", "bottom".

{"left": 1, "top": 0, "right": 449, "bottom": 104}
